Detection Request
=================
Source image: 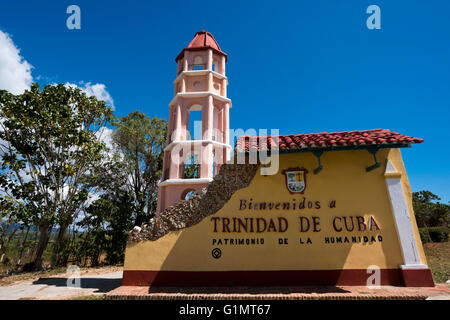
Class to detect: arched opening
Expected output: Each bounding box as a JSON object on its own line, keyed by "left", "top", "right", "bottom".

{"left": 192, "top": 55, "right": 204, "bottom": 70}
{"left": 183, "top": 151, "right": 200, "bottom": 179}
{"left": 182, "top": 189, "right": 198, "bottom": 201}
{"left": 187, "top": 105, "right": 202, "bottom": 141}
{"left": 212, "top": 59, "right": 218, "bottom": 72}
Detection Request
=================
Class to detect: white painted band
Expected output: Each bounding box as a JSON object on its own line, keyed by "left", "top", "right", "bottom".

{"left": 169, "top": 91, "right": 232, "bottom": 107}
{"left": 158, "top": 178, "right": 213, "bottom": 187}
{"left": 164, "top": 140, "right": 232, "bottom": 152}
{"left": 400, "top": 264, "right": 429, "bottom": 270}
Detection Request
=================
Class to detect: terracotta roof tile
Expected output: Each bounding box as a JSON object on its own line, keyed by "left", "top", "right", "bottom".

{"left": 235, "top": 129, "right": 424, "bottom": 153}
{"left": 176, "top": 30, "right": 227, "bottom": 62}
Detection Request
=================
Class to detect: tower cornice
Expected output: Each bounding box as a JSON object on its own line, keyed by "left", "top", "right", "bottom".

{"left": 164, "top": 139, "right": 232, "bottom": 152}
{"left": 169, "top": 92, "right": 232, "bottom": 108}
{"left": 174, "top": 70, "right": 227, "bottom": 85}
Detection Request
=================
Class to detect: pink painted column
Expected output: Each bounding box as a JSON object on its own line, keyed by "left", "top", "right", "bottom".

{"left": 180, "top": 101, "right": 188, "bottom": 140}
{"left": 221, "top": 79, "right": 227, "bottom": 96}
{"left": 217, "top": 109, "right": 223, "bottom": 143}
{"left": 185, "top": 51, "right": 191, "bottom": 70}
{"left": 208, "top": 72, "right": 213, "bottom": 91}
{"left": 175, "top": 102, "right": 182, "bottom": 140}
{"left": 223, "top": 102, "right": 230, "bottom": 162}
{"left": 181, "top": 77, "right": 186, "bottom": 93}
{"left": 221, "top": 56, "right": 226, "bottom": 75}
{"left": 169, "top": 102, "right": 182, "bottom": 179}
{"left": 206, "top": 49, "right": 213, "bottom": 70}
{"left": 201, "top": 95, "right": 214, "bottom": 178}
{"left": 183, "top": 57, "right": 188, "bottom": 71}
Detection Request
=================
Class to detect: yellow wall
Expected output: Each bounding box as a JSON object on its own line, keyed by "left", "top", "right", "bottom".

{"left": 124, "top": 148, "right": 427, "bottom": 271}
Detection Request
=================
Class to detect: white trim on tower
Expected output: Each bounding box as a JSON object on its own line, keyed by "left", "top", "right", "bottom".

{"left": 169, "top": 92, "right": 232, "bottom": 107}
{"left": 158, "top": 178, "right": 213, "bottom": 187}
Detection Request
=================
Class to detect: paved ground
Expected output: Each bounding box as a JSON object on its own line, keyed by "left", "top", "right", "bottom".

{"left": 0, "top": 271, "right": 123, "bottom": 300}
{"left": 106, "top": 283, "right": 450, "bottom": 300}
{"left": 1, "top": 269, "right": 448, "bottom": 300}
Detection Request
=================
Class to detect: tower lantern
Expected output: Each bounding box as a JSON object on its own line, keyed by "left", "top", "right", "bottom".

{"left": 156, "top": 31, "right": 232, "bottom": 214}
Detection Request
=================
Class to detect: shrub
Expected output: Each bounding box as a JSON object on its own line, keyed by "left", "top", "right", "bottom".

{"left": 419, "top": 228, "right": 432, "bottom": 243}
{"left": 419, "top": 227, "right": 449, "bottom": 243}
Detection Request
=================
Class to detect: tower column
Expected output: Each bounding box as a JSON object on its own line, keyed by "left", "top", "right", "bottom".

{"left": 207, "top": 49, "right": 213, "bottom": 70}
{"left": 221, "top": 55, "right": 226, "bottom": 74}
{"left": 181, "top": 77, "right": 186, "bottom": 93}
{"left": 175, "top": 102, "right": 182, "bottom": 141}
{"left": 208, "top": 72, "right": 213, "bottom": 92}
{"left": 201, "top": 95, "right": 214, "bottom": 178}
{"left": 169, "top": 102, "right": 183, "bottom": 180}
{"left": 185, "top": 51, "right": 191, "bottom": 70}
{"left": 221, "top": 78, "right": 227, "bottom": 96}
{"left": 224, "top": 102, "right": 230, "bottom": 162}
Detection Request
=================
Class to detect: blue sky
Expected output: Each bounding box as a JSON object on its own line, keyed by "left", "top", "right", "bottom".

{"left": 0, "top": 0, "right": 449, "bottom": 201}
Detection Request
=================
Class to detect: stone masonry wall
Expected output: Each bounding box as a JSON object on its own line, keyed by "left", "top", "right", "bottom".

{"left": 129, "top": 162, "right": 259, "bottom": 242}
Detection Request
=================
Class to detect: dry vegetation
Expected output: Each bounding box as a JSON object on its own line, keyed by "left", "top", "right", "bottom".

{"left": 423, "top": 241, "right": 450, "bottom": 283}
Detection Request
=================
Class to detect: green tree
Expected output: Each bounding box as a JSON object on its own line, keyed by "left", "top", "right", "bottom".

{"left": 0, "top": 197, "right": 27, "bottom": 263}
{"left": 82, "top": 191, "right": 135, "bottom": 265}
{"left": 413, "top": 191, "right": 450, "bottom": 228}
{"left": 0, "top": 83, "right": 113, "bottom": 269}
{"left": 75, "top": 111, "right": 167, "bottom": 265}
{"left": 111, "top": 111, "right": 167, "bottom": 225}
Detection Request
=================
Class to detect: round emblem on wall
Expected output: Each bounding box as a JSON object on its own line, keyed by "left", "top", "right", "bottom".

{"left": 211, "top": 248, "right": 222, "bottom": 259}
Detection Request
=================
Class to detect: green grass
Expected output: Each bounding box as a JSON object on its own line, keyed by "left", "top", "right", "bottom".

{"left": 423, "top": 241, "right": 450, "bottom": 283}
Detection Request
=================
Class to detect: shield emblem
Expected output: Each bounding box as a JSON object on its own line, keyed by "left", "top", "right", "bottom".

{"left": 282, "top": 167, "right": 308, "bottom": 194}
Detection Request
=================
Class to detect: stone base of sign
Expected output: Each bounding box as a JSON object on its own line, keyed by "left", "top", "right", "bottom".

{"left": 400, "top": 265, "right": 435, "bottom": 287}
{"left": 122, "top": 268, "right": 434, "bottom": 287}
{"left": 105, "top": 283, "right": 450, "bottom": 300}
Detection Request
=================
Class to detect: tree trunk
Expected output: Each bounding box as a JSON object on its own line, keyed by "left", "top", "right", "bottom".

{"left": 16, "top": 227, "right": 30, "bottom": 268}
{"left": 50, "top": 222, "right": 70, "bottom": 268}
{"left": 29, "top": 228, "right": 39, "bottom": 263}
{"left": 0, "top": 228, "right": 17, "bottom": 264}
{"left": 33, "top": 224, "right": 51, "bottom": 270}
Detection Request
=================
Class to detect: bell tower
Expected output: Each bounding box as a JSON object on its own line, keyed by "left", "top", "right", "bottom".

{"left": 156, "top": 31, "right": 232, "bottom": 214}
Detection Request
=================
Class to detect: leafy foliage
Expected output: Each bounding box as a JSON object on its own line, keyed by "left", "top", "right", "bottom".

{"left": 413, "top": 191, "right": 450, "bottom": 228}
{"left": 0, "top": 83, "right": 114, "bottom": 268}
{"left": 110, "top": 111, "right": 167, "bottom": 225}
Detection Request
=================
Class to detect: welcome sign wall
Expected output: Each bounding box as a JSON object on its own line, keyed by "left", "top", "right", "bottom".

{"left": 123, "top": 147, "right": 434, "bottom": 287}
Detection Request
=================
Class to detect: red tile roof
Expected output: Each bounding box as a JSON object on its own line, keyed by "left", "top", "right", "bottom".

{"left": 236, "top": 129, "right": 424, "bottom": 153}
{"left": 187, "top": 30, "right": 222, "bottom": 51}
{"left": 176, "top": 31, "right": 227, "bottom": 62}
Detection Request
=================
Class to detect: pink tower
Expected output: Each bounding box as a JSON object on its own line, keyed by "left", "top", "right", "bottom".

{"left": 156, "top": 31, "right": 231, "bottom": 214}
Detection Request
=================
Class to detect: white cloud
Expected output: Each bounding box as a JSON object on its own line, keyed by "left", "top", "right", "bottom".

{"left": 0, "top": 29, "right": 115, "bottom": 110}
{"left": 65, "top": 82, "right": 115, "bottom": 110}
{"left": 96, "top": 126, "right": 115, "bottom": 151}
{"left": 0, "top": 30, "right": 33, "bottom": 94}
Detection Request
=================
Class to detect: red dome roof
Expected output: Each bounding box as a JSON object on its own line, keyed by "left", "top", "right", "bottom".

{"left": 176, "top": 30, "right": 227, "bottom": 62}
